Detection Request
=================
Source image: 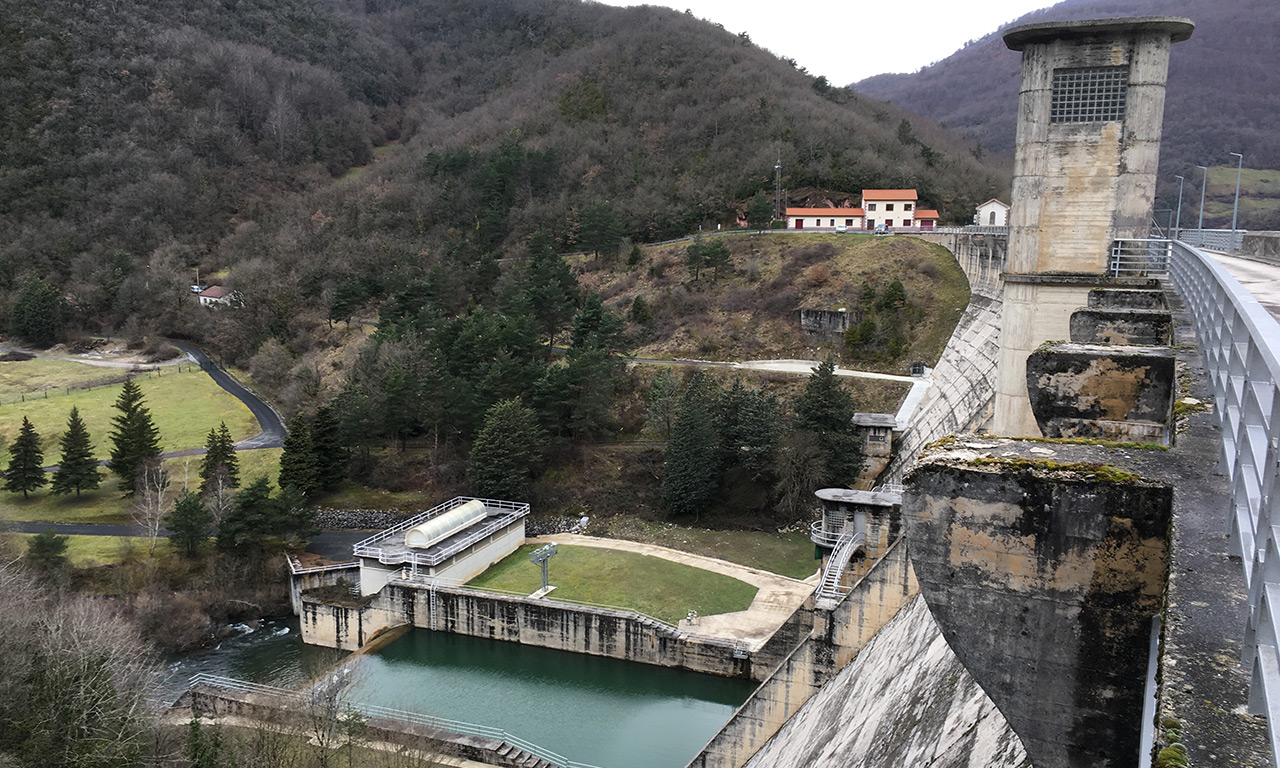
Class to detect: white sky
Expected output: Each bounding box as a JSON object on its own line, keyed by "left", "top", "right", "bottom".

{"left": 593, "top": 0, "right": 1057, "bottom": 83}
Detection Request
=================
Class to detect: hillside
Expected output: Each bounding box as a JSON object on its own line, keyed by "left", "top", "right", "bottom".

{"left": 855, "top": 0, "right": 1280, "bottom": 229}
{"left": 0, "top": 0, "right": 1006, "bottom": 353}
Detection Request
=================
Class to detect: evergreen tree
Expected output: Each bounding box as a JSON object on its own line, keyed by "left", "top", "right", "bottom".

{"left": 579, "top": 203, "right": 626, "bottom": 261}
{"left": 107, "top": 379, "right": 162, "bottom": 491}
{"left": 26, "top": 529, "right": 69, "bottom": 579}
{"left": 685, "top": 238, "right": 707, "bottom": 281}
{"left": 793, "top": 356, "right": 863, "bottom": 487}
{"left": 198, "top": 422, "right": 240, "bottom": 494}
{"left": 704, "top": 240, "right": 732, "bottom": 280}
{"left": 5, "top": 417, "right": 47, "bottom": 498}
{"left": 468, "top": 399, "right": 546, "bottom": 500}
{"left": 167, "top": 489, "right": 213, "bottom": 556}
{"left": 715, "top": 380, "right": 781, "bottom": 480}
{"left": 51, "top": 407, "right": 100, "bottom": 497}
{"left": 661, "top": 373, "right": 721, "bottom": 517}
{"left": 746, "top": 191, "right": 774, "bottom": 232}
{"left": 278, "top": 416, "right": 319, "bottom": 499}
{"left": 9, "top": 276, "right": 66, "bottom": 347}
{"left": 568, "top": 294, "right": 627, "bottom": 357}
{"left": 310, "top": 404, "right": 349, "bottom": 492}
{"left": 524, "top": 231, "right": 579, "bottom": 349}
{"left": 645, "top": 368, "right": 680, "bottom": 440}
{"left": 629, "top": 295, "right": 651, "bottom": 325}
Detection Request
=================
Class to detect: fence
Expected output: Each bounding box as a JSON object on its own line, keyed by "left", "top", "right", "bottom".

{"left": 1167, "top": 240, "right": 1280, "bottom": 764}
{"left": 1109, "top": 238, "right": 1172, "bottom": 278}
{"left": 187, "top": 673, "right": 603, "bottom": 768}
{"left": 1177, "top": 229, "right": 1246, "bottom": 253}
{"left": 0, "top": 364, "right": 199, "bottom": 407}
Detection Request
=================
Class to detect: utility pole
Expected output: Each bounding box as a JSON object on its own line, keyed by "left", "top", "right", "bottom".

{"left": 774, "top": 160, "right": 782, "bottom": 222}
{"left": 1196, "top": 165, "right": 1208, "bottom": 231}
{"left": 1229, "top": 151, "right": 1244, "bottom": 237}
{"left": 1174, "top": 175, "right": 1184, "bottom": 239}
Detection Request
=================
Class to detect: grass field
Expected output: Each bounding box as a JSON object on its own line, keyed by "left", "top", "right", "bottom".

{"left": 589, "top": 519, "right": 818, "bottom": 579}
{"left": 0, "top": 447, "right": 283, "bottom": 524}
{"left": 0, "top": 358, "right": 140, "bottom": 397}
{"left": 468, "top": 543, "right": 759, "bottom": 624}
{"left": 0, "top": 363, "right": 258, "bottom": 465}
{"left": 1198, "top": 166, "right": 1280, "bottom": 228}
{"left": 2, "top": 533, "right": 173, "bottom": 566}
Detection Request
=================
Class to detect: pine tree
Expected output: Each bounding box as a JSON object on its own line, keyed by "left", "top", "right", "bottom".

{"left": 198, "top": 422, "right": 239, "bottom": 494}
{"left": 704, "top": 240, "right": 732, "bottom": 280}
{"left": 309, "top": 404, "right": 349, "bottom": 492}
{"left": 51, "top": 407, "right": 100, "bottom": 497}
{"left": 746, "top": 191, "right": 774, "bottom": 232}
{"left": 793, "top": 356, "right": 863, "bottom": 487}
{"left": 661, "top": 373, "right": 721, "bottom": 517}
{"left": 5, "top": 417, "right": 47, "bottom": 499}
{"left": 278, "top": 416, "right": 319, "bottom": 499}
{"left": 524, "top": 231, "right": 579, "bottom": 349}
{"left": 468, "top": 399, "right": 546, "bottom": 500}
{"left": 167, "top": 489, "right": 213, "bottom": 556}
{"left": 107, "top": 379, "right": 162, "bottom": 491}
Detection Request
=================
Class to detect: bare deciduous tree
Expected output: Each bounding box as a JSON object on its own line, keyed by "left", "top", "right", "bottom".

{"left": 132, "top": 459, "right": 171, "bottom": 556}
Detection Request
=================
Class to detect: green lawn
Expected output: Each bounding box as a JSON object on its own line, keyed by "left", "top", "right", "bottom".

{"left": 0, "top": 447, "right": 283, "bottom": 524}
{"left": 3, "top": 533, "right": 172, "bottom": 566}
{"left": 0, "top": 358, "right": 138, "bottom": 397}
{"left": 589, "top": 519, "right": 819, "bottom": 580}
{"left": 0, "top": 365, "right": 258, "bottom": 465}
{"left": 468, "top": 543, "right": 759, "bottom": 624}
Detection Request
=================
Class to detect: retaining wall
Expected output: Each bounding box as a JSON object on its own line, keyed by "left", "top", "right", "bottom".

{"left": 1238, "top": 231, "right": 1280, "bottom": 265}
{"left": 301, "top": 583, "right": 766, "bottom": 680}
{"left": 289, "top": 564, "right": 358, "bottom": 615}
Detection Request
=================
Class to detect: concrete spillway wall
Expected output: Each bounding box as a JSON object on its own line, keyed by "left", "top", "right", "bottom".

{"left": 300, "top": 583, "right": 807, "bottom": 682}
{"left": 686, "top": 537, "right": 918, "bottom": 768}
{"left": 884, "top": 233, "right": 1006, "bottom": 485}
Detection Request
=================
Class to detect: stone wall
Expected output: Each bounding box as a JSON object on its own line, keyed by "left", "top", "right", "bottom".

{"left": 686, "top": 538, "right": 918, "bottom": 768}
{"left": 1238, "top": 231, "right": 1280, "bottom": 265}
{"left": 796, "top": 308, "right": 854, "bottom": 340}
{"left": 905, "top": 448, "right": 1172, "bottom": 768}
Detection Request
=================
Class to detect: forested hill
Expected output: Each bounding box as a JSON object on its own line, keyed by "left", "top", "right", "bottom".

{"left": 854, "top": 0, "right": 1280, "bottom": 228}
{"left": 0, "top": 0, "right": 1004, "bottom": 347}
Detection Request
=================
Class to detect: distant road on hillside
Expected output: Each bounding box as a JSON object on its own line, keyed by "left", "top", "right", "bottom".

{"left": 168, "top": 341, "right": 286, "bottom": 450}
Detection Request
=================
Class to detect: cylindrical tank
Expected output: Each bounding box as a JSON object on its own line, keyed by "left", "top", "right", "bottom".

{"left": 405, "top": 499, "right": 487, "bottom": 549}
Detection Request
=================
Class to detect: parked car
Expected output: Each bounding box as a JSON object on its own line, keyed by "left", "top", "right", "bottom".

{"left": 834, "top": 225, "right": 847, "bottom": 233}
{"left": 874, "top": 225, "right": 889, "bottom": 235}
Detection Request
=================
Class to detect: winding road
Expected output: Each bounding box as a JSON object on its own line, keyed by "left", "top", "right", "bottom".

{"left": 168, "top": 341, "right": 286, "bottom": 450}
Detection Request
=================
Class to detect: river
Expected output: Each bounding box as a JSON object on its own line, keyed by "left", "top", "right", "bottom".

{"left": 165, "top": 618, "right": 754, "bottom": 768}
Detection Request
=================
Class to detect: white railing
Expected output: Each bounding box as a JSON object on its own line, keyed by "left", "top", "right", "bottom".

{"left": 928, "top": 226, "right": 1010, "bottom": 236}
{"left": 187, "top": 673, "right": 603, "bottom": 768}
{"left": 286, "top": 556, "right": 358, "bottom": 575}
{"left": 816, "top": 531, "right": 866, "bottom": 600}
{"left": 1168, "top": 240, "right": 1280, "bottom": 764}
{"left": 352, "top": 497, "right": 530, "bottom": 568}
{"left": 1109, "top": 239, "right": 1172, "bottom": 278}
{"left": 1179, "top": 228, "right": 1246, "bottom": 253}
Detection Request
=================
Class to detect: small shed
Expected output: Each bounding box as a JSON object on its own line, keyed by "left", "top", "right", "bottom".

{"left": 852, "top": 413, "right": 897, "bottom": 458}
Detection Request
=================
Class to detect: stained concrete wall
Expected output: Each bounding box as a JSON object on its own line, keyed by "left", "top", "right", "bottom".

{"left": 796, "top": 308, "right": 853, "bottom": 340}
{"left": 1026, "top": 342, "right": 1175, "bottom": 443}
{"left": 742, "top": 597, "right": 1030, "bottom": 768}
{"left": 300, "top": 583, "right": 758, "bottom": 679}
{"left": 1239, "top": 231, "right": 1280, "bottom": 266}
{"left": 289, "top": 564, "right": 358, "bottom": 615}
{"left": 910, "top": 232, "right": 1006, "bottom": 299}
{"left": 904, "top": 450, "right": 1172, "bottom": 768}
{"left": 1068, "top": 308, "right": 1172, "bottom": 346}
{"left": 687, "top": 538, "right": 918, "bottom": 768}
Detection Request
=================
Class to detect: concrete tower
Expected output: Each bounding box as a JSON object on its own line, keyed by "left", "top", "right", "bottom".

{"left": 992, "top": 17, "right": 1194, "bottom": 436}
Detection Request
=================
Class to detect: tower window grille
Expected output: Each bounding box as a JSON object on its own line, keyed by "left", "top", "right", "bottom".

{"left": 1050, "top": 66, "right": 1129, "bottom": 123}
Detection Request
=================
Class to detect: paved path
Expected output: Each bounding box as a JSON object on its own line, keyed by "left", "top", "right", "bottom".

{"left": 1204, "top": 250, "right": 1280, "bottom": 323}
{"left": 528, "top": 533, "right": 818, "bottom": 650}
{"left": 169, "top": 341, "right": 286, "bottom": 450}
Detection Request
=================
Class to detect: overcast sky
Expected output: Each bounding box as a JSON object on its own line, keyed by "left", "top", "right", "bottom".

{"left": 593, "top": 0, "right": 1057, "bottom": 84}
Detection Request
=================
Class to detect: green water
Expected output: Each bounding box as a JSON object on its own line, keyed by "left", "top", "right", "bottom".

{"left": 353, "top": 630, "right": 755, "bottom": 768}
{"left": 167, "top": 621, "right": 755, "bottom": 768}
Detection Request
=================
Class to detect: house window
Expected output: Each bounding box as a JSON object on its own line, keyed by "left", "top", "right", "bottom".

{"left": 885, "top": 203, "right": 894, "bottom": 211}
{"left": 845, "top": 219, "right": 854, "bottom": 227}
{"left": 989, "top": 210, "right": 997, "bottom": 225}
{"left": 1050, "top": 66, "right": 1128, "bottom": 123}
{"left": 903, "top": 219, "right": 912, "bottom": 227}
{"left": 904, "top": 203, "right": 913, "bottom": 211}
{"left": 830, "top": 219, "right": 835, "bottom": 227}
{"left": 867, "top": 203, "right": 876, "bottom": 211}
{"left": 885, "top": 220, "right": 893, "bottom": 227}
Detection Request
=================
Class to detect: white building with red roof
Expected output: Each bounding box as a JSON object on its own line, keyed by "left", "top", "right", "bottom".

{"left": 198, "top": 285, "right": 233, "bottom": 307}
{"left": 785, "top": 207, "right": 864, "bottom": 231}
{"left": 861, "top": 189, "right": 938, "bottom": 230}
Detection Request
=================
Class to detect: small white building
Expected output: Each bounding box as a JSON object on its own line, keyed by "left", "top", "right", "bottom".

{"left": 786, "top": 207, "right": 865, "bottom": 231}
{"left": 352, "top": 497, "right": 529, "bottom": 595}
{"left": 975, "top": 198, "right": 1010, "bottom": 227}
{"left": 198, "top": 285, "right": 233, "bottom": 307}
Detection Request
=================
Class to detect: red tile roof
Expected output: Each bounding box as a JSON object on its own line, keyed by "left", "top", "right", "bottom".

{"left": 912, "top": 209, "right": 940, "bottom": 219}
{"left": 861, "top": 189, "right": 919, "bottom": 201}
{"left": 200, "top": 286, "right": 228, "bottom": 298}
{"left": 785, "top": 208, "right": 864, "bottom": 216}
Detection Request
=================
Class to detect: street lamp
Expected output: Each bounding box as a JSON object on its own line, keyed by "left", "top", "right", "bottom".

{"left": 1174, "top": 175, "right": 1184, "bottom": 239}
{"left": 1230, "top": 152, "right": 1244, "bottom": 236}
{"left": 1196, "top": 165, "right": 1208, "bottom": 231}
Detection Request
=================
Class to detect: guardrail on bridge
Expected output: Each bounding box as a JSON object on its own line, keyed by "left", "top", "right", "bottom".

{"left": 1168, "top": 240, "right": 1280, "bottom": 764}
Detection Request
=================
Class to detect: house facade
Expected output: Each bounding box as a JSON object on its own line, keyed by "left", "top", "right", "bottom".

{"left": 861, "top": 189, "right": 937, "bottom": 230}
{"left": 785, "top": 207, "right": 864, "bottom": 231}
{"left": 975, "top": 198, "right": 1010, "bottom": 227}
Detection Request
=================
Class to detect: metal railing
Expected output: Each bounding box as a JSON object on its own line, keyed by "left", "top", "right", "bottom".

{"left": 1109, "top": 238, "right": 1172, "bottom": 278}
{"left": 352, "top": 497, "right": 530, "bottom": 568}
{"left": 187, "top": 673, "right": 603, "bottom": 768}
{"left": 928, "top": 226, "right": 1010, "bottom": 236}
{"left": 1167, "top": 240, "right": 1280, "bottom": 764}
{"left": 1178, "top": 228, "right": 1246, "bottom": 253}
{"left": 816, "top": 531, "right": 866, "bottom": 600}
{"left": 286, "top": 556, "right": 358, "bottom": 575}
